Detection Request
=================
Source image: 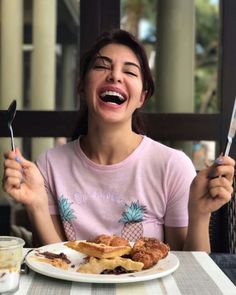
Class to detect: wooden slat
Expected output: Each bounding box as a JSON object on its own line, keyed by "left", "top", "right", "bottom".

{"left": 144, "top": 113, "right": 221, "bottom": 141}
{"left": 0, "top": 111, "right": 77, "bottom": 138}
{"left": 80, "top": 0, "right": 120, "bottom": 56}
{"left": 0, "top": 111, "right": 220, "bottom": 140}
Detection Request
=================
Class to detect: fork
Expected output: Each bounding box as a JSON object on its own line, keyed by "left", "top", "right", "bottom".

{"left": 223, "top": 97, "right": 236, "bottom": 156}
{"left": 21, "top": 249, "right": 34, "bottom": 274}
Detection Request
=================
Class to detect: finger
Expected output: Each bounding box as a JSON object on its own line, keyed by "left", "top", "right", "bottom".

{"left": 209, "top": 174, "right": 233, "bottom": 189}
{"left": 4, "top": 148, "right": 31, "bottom": 167}
{"left": 4, "top": 148, "right": 25, "bottom": 167}
{"left": 3, "top": 176, "right": 22, "bottom": 191}
{"left": 207, "top": 155, "right": 235, "bottom": 180}
{"left": 4, "top": 158, "right": 23, "bottom": 171}
{"left": 208, "top": 165, "right": 234, "bottom": 182}
{"left": 4, "top": 167, "right": 23, "bottom": 179}
{"left": 208, "top": 186, "right": 233, "bottom": 203}
{"left": 208, "top": 177, "right": 234, "bottom": 198}
{"left": 15, "top": 147, "right": 34, "bottom": 169}
{"left": 214, "top": 155, "right": 235, "bottom": 167}
{"left": 4, "top": 150, "right": 18, "bottom": 160}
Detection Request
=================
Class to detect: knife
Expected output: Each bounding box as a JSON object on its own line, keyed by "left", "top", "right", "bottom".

{"left": 7, "top": 100, "right": 17, "bottom": 152}
{"left": 223, "top": 97, "right": 236, "bottom": 156}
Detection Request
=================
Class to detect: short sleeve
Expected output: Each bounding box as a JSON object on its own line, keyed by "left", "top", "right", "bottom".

{"left": 164, "top": 151, "right": 196, "bottom": 227}
{"left": 36, "top": 152, "right": 59, "bottom": 215}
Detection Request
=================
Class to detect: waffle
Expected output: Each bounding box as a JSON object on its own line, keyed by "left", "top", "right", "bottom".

{"left": 77, "top": 256, "right": 144, "bottom": 274}
{"left": 65, "top": 240, "right": 132, "bottom": 259}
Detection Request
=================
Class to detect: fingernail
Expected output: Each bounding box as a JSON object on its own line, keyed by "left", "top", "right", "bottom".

{"left": 208, "top": 170, "right": 217, "bottom": 179}
{"left": 15, "top": 156, "right": 21, "bottom": 163}
{"left": 214, "top": 157, "right": 223, "bottom": 165}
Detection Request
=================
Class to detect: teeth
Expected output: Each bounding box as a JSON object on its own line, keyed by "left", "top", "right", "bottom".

{"left": 100, "top": 91, "right": 125, "bottom": 101}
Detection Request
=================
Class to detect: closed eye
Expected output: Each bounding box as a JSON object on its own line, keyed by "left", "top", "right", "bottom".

{"left": 125, "top": 71, "right": 138, "bottom": 77}
{"left": 94, "top": 65, "right": 110, "bottom": 70}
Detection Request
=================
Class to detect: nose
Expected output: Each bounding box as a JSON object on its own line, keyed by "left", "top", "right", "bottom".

{"left": 106, "top": 68, "right": 122, "bottom": 83}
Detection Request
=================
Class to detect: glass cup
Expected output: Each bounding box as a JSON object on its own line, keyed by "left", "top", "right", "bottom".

{"left": 0, "top": 236, "right": 25, "bottom": 294}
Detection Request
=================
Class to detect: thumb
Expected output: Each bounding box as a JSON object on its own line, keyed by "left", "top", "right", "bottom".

{"left": 191, "top": 168, "right": 209, "bottom": 191}
{"left": 15, "top": 147, "right": 33, "bottom": 169}
{"left": 195, "top": 167, "right": 209, "bottom": 180}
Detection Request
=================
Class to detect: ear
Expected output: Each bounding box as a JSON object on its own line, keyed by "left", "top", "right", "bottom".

{"left": 137, "top": 90, "right": 147, "bottom": 108}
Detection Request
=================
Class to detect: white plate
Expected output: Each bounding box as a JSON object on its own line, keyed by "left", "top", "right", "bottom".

{"left": 25, "top": 242, "right": 179, "bottom": 284}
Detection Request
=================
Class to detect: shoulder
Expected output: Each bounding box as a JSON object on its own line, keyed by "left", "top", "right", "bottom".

{"left": 143, "top": 136, "right": 192, "bottom": 160}
{"left": 36, "top": 140, "right": 78, "bottom": 166}
{"left": 143, "top": 136, "right": 196, "bottom": 173}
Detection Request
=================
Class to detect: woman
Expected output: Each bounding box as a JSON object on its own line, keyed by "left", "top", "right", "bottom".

{"left": 2, "top": 29, "right": 235, "bottom": 251}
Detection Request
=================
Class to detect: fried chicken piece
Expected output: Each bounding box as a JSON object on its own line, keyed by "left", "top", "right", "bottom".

{"left": 131, "top": 237, "right": 170, "bottom": 269}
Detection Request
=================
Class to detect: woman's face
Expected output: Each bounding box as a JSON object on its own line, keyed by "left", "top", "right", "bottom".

{"left": 82, "top": 43, "right": 146, "bottom": 127}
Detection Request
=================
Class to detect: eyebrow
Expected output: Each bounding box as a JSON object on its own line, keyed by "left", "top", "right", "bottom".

{"left": 94, "top": 55, "right": 141, "bottom": 70}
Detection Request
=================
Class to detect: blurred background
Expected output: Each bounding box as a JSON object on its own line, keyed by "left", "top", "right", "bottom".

{"left": 0, "top": 0, "right": 222, "bottom": 165}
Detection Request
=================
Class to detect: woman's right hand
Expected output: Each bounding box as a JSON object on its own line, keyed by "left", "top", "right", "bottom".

{"left": 2, "top": 147, "right": 48, "bottom": 209}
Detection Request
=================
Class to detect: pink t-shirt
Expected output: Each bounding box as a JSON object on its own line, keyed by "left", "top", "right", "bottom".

{"left": 36, "top": 136, "right": 196, "bottom": 242}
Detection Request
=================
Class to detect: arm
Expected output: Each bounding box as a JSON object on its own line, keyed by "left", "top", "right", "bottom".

{"left": 3, "top": 148, "right": 64, "bottom": 245}
{"left": 165, "top": 156, "right": 235, "bottom": 252}
{"left": 164, "top": 226, "right": 187, "bottom": 250}
{"left": 27, "top": 208, "right": 65, "bottom": 246}
{"left": 183, "top": 210, "right": 211, "bottom": 252}
{"left": 184, "top": 156, "right": 235, "bottom": 252}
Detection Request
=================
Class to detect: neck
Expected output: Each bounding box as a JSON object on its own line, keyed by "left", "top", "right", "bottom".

{"left": 80, "top": 128, "right": 143, "bottom": 165}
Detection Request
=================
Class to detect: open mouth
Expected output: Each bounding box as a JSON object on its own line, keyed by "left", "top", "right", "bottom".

{"left": 100, "top": 91, "right": 126, "bottom": 105}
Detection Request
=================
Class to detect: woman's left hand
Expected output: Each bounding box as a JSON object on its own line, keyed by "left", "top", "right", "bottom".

{"left": 189, "top": 156, "right": 235, "bottom": 216}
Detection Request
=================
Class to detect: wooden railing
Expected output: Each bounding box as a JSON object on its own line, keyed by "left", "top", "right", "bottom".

{"left": 0, "top": 111, "right": 221, "bottom": 140}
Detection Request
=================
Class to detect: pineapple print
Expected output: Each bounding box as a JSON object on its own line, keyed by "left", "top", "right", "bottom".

{"left": 58, "top": 195, "right": 76, "bottom": 241}
{"left": 119, "top": 201, "right": 146, "bottom": 241}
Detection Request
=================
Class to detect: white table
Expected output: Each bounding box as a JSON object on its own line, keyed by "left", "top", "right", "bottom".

{"left": 16, "top": 250, "right": 236, "bottom": 295}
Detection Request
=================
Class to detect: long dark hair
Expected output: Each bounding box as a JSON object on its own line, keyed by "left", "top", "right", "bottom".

{"left": 72, "top": 29, "right": 154, "bottom": 140}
